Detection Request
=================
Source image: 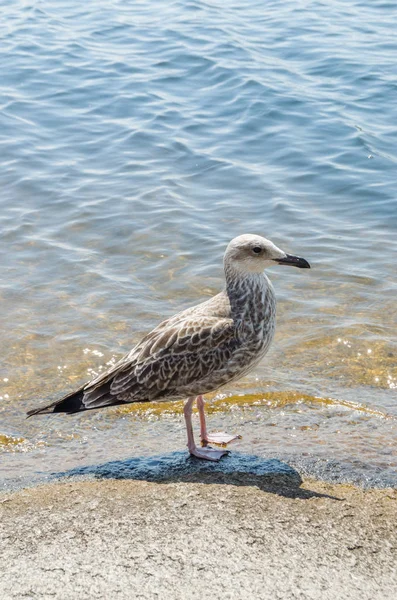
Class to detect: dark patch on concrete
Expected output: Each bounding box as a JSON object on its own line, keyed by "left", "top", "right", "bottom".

{"left": 55, "top": 451, "right": 310, "bottom": 497}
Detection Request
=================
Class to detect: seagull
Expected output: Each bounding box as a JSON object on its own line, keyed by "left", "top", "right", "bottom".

{"left": 27, "top": 234, "right": 310, "bottom": 461}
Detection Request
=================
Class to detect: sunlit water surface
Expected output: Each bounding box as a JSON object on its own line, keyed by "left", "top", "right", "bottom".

{"left": 1, "top": 0, "right": 396, "bottom": 489}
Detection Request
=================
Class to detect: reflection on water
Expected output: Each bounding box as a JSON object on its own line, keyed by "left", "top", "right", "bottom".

{"left": 1, "top": 0, "right": 396, "bottom": 488}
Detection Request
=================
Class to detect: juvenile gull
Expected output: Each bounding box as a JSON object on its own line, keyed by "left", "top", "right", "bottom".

{"left": 27, "top": 235, "right": 310, "bottom": 461}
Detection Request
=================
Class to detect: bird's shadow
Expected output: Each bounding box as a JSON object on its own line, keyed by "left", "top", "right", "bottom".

{"left": 54, "top": 451, "right": 342, "bottom": 500}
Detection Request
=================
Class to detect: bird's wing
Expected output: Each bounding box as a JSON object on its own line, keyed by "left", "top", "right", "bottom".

{"left": 81, "top": 315, "right": 238, "bottom": 409}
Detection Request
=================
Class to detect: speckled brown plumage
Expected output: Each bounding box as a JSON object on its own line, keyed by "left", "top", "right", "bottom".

{"left": 27, "top": 235, "right": 309, "bottom": 419}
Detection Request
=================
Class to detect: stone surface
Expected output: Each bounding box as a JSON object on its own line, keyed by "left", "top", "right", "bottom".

{"left": 60, "top": 450, "right": 303, "bottom": 490}
{"left": 1, "top": 475, "right": 397, "bottom": 600}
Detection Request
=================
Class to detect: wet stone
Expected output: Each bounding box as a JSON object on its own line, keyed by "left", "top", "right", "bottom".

{"left": 56, "top": 451, "right": 302, "bottom": 492}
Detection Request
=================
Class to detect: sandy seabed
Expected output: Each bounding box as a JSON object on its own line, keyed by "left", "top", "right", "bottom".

{"left": 1, "top": 476, "right": 396, "bottom": 600}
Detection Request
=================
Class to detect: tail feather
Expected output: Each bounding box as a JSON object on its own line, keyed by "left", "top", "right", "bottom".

{"left": 27, "top": 388, "right": 85, "bottom": 417}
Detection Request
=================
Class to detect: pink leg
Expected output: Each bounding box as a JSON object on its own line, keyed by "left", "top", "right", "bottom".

{"left": 183, "top": 396, "right": 228, "bottom": 461}
{"left": 196, "top": 395, "right": 209, "bottom": 441}
{"left": 196, "top": 395, "right": 242, "bottom": 447}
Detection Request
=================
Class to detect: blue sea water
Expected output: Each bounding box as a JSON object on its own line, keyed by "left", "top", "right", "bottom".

{"left": 0, "top": 0, "right": 396, "bottom": 488}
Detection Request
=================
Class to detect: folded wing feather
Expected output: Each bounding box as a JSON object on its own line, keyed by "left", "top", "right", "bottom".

{"left": 81, "top": 315, "right": 237, "bottom": 409}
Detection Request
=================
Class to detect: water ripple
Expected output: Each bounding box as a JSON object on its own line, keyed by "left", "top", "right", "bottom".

{"left": 1, "top": 0, "right": 396, "bottom": 487}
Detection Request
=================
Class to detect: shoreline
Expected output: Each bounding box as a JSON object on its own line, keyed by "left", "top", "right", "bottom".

{"left": 1, "top": 471, "right": 396, "bottom": 599}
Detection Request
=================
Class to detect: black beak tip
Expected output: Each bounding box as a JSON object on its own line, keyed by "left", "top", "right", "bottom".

{"left": 298, "top": 257, "right": 311, "bottom": 269}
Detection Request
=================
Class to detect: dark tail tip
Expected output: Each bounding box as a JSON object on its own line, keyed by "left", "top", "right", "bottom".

{"left": 27, "top": 390, "right": 85, "bottom": 418}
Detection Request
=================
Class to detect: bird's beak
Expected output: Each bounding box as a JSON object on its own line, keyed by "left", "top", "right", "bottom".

{"left": 275, "top": 254, "right": 311, "bottom": 269}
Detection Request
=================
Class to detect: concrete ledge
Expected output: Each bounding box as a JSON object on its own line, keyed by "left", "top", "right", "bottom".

{"left": 1, "top": 470, "right": 397, "bottom": 599}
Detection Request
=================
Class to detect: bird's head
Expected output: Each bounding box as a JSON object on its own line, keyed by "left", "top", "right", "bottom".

{"left": 224, "top": 234, "right": 310, "bottom": 274}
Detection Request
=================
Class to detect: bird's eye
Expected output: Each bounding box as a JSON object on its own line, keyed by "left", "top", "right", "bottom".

{"left": 252, "top": 246, "right": 262, "bottom": 254}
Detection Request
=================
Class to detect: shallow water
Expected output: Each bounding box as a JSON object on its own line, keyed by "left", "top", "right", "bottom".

{"left": 1, "top": 0, "right": 396, "bottom": 489}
